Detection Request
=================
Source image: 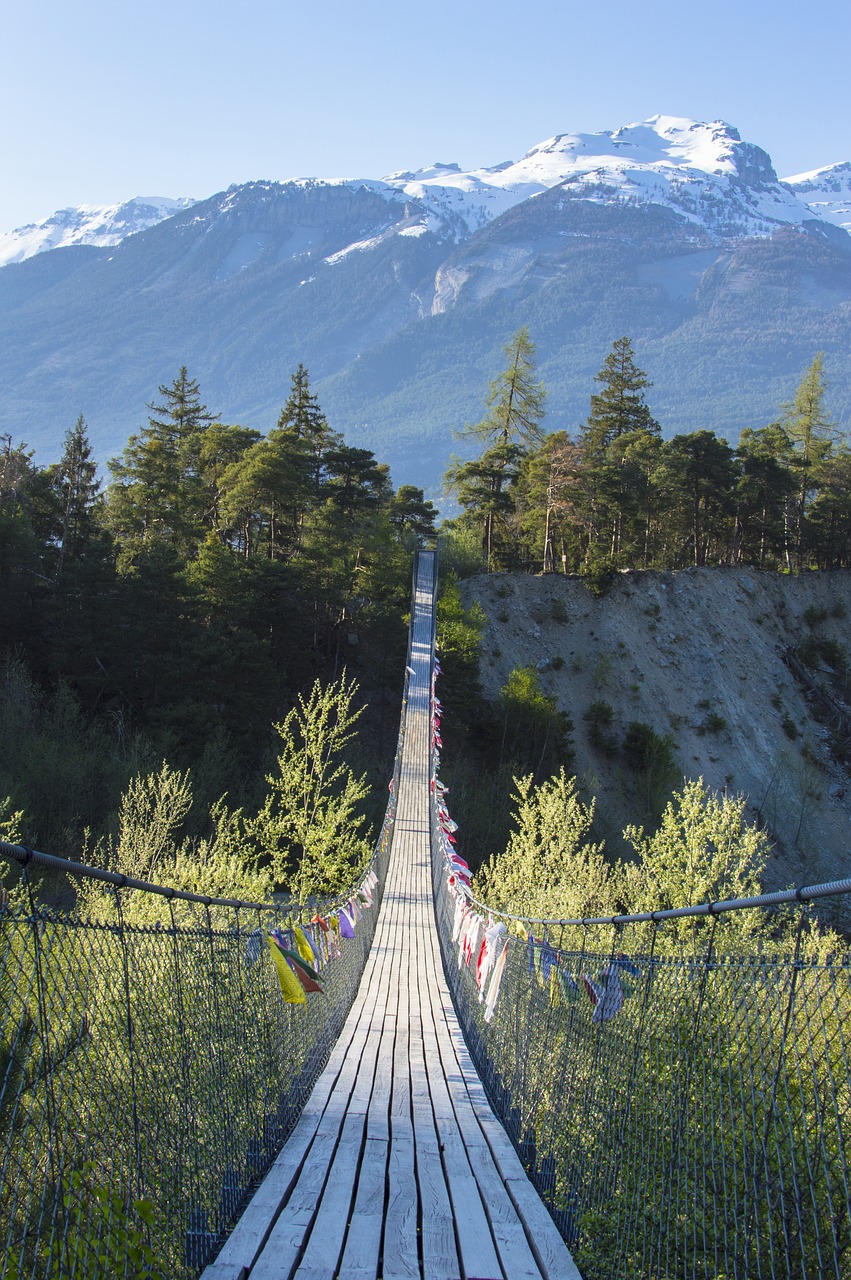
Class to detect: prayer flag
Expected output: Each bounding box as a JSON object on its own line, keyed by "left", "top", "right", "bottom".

{"left": 293, "top": 926, "right": 319, "bottom": 968}
{"left": 267, "top": 937, "right": 306, "bottom": 1004}
{"left": 286, "top": 956, "right": 325, "bottom": 995}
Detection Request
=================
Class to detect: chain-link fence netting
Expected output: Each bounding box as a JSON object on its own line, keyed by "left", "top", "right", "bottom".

{"left": 424, "top": 547, "right": 851, "bottom": 1280}
{"left": 0, "top": 627, "right": 416, "bottom": 1280}
{"left": 431, "top": 772, "right": 851, "bottom": 1279}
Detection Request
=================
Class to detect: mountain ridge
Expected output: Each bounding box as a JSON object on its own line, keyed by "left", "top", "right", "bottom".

{"left": 1, "top": 114, "right": 849, "bottom": 489}
{"left": 3, "top": 115, "right": 849, "bottom": 267}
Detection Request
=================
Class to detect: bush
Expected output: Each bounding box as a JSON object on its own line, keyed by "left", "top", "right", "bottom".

{"left": 583, "top": 700, "right": 618, "bottom": 755}
{"left": 475, "top": 769, "right": 611, "bottom": 920}
{"left": 498, "top": 667, "right": 573, "bottom": 780}
{"left": 622, "top": 721, "right": 680, "bottom": 823}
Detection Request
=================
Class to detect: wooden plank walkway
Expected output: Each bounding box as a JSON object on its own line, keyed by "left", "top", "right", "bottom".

{"left": 202, "top": 551, "right": 581, "bottom": 1280}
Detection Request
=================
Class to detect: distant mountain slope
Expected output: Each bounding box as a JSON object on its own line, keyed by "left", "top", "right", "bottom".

{"left": 0, "top": 196, "right": 197, "bottom": 266}
{"left": 1, "top": 116, "right": 849, "bottom": 490}
{"left": 785, "top": 162, "right": 851, "bottom": 232}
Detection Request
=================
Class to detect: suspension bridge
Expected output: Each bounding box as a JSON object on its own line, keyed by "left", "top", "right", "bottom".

{"left": 2, "top": 548, "right": 851, "bottom": 1279}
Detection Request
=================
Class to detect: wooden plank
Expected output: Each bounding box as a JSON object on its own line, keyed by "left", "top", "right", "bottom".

{"left": 383, "top": 1126, "right": 420, "bottom": 1279}
{"left": 407, "top": 876, "right": 462, "bottom": 1280}
{"left": 207, "top": 551, "right": 586, "bottom": 1280}
{"left": 337, "top": 1136, "right": 388, "bottom": 1275}
{"left": 291, "top": 1112, "right": 366, "bottom": 1278}
{"left": 424, "top": 920, "right": 581, "bottom": 1280}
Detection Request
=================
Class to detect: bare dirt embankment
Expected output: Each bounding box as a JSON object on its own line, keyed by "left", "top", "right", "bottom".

{"left": 460, "top": 567, "right": 851, "bottom": 891}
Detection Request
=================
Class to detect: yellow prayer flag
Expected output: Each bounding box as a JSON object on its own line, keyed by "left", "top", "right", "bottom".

{"left": 267, "top": 937, "right": 306, "bottom": 1005}
{"left": 293, "top": 926, "right": 317, "bottom": 968}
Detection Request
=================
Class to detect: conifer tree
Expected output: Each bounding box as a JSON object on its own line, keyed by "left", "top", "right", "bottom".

{"left": 658, "top": 430, "right": 737, "bottom": 566}
{"left": 277, "top": 363, "right": 337, "bottom": 502}
{"left": 108, "top": 367, "right": 218, "bottom": 558}
{"left": 50, "top": 415, "right": 103, "bottom": 577}
{"left": 445, "top": 327, "right": 546, "bottom": 568}
{"left": 387, "top": 485, "right": 438, "bottom": 545}
{"left": 577, "top": 337, "right": 661, "bottom": 566}
{"left": 580, "top": 336, "right": 660, "bottom": 461}
{"left": 733, "top": 425, "right": 795, "bottom": 567}
{"left": 781, "top": 353, "right": 838, "bottom": 569}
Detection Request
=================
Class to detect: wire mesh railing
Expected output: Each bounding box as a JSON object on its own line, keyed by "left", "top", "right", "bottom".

{"left": 428, "top": 660, "right": 851, "bottom": 1278}
{"left": 0, "top": 561, "right": 422, "bottom": 1280}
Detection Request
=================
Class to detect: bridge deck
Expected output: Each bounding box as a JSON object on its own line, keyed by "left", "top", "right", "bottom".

{"left": 202, "top": 552, "right": 580, "bottom": 1280}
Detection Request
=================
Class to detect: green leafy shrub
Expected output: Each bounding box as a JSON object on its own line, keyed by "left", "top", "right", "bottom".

{"left": 475, "top": 769, "right": 611, "bottom": 920}
{"left": 622, "top": 721, "right": 680, "bottom": 822}
{"left": 497, "top": 666, "right": 573, "bottom": 780}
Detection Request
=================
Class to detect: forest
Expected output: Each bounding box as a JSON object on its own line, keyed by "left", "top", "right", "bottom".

{"left": 1, "top": 332, "right": 849, "bottom": 894}
{"left": 444, "top": 331, "right": 851, "bottom": 581}
{"left": 0, "top": 364, "right": 436, "bottom": 861}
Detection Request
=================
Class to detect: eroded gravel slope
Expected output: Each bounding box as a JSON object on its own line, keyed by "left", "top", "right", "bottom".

{"left": 461, "top": 567, "right": 851, "bottom": 890}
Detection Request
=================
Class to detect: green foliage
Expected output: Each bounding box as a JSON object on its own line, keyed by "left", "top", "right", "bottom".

{"left": 253, "top": 675, "right": 372, "bottom": 902}
{"left": 107, "top": 761, "right": 193, "bottom": 882}
{"left": 387, "top": 484, "right": 438, "bottom": 546}
{"left": 583, "top": 700, "right": 618, "bottom": 755}
{"left": 497, "top": 666, "right": 572, "bottom": 780}
{"left": 44, "top": 1165, "right": 164, "bottom": 1280}
{"left": 798, "top": 633, "right": 850, "bottom": 693}
{"left": 621, "top": 720, "right": 680, "bottom": 823}
{"left": 696, "top": 709, "right": 728, "bottom": 735}
{"left": 0, "top": 795, "right": 23, "bottom": 843}
{"left": 506, "top": 339, "right": 851, "bottom": 575}
{"left": 475, "top": 769, "right": 611, "bottom": 919}
{"left": 446, "top": 327, "right": 546, "bottom": 569}
{"left": 580, "top": 559, "right": 616, "bottom": 596}
{"left": 621, "top": 778, "right": 770, "bottom": 949}
{"left": 435, "top": 575, "right": 486, "bottom": 731}
{"left": 1, "top": 360, "right": 417, "bottom": 860}
{"left": 107, "top": 367, "right": 219, "bottom": 562}
{"left": 580, "top": 336, "right": 660, "bottom": 460}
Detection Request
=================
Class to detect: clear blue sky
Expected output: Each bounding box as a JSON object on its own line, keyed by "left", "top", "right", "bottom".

{"left": 1, "top": 0, "right": 848, "bottom": 231}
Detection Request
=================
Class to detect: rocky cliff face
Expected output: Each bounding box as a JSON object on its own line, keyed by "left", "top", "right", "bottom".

{"left": 461, "top": 567, "right": 851, "bottom": 894}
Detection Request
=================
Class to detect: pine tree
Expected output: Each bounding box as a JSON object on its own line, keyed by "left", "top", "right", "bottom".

{"left": 108, "top": 367, "right": 218, "bottom": 558}
{"left": 658, "top": 430, "right": 737, "bottom": 566}
{"left": 580, "top": 336, "right": 660, "bottom": 460}
{"left": 446, "top": 328, "right": 546, "bottom": 568}
{"left": 387, "top": 484, "right": 438, "bottom": 545}
{"left": 733, "top": 425, "right": 795, "bottom": 567}
{"left": 277, "top": 363, "right": 337, "bottom": 501}
{"left": 577, "top": 338, "right": 661, "bottom": 566}
{"left": 781, "top": 353, "right": 838, "bottom": 570}
{"left": 50, "top": 415, "right": 103, "bottom": 577}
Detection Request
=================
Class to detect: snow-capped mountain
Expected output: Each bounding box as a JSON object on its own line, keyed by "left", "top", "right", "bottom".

{"left": 381, "top": 116, "right": 827, "bottom": 242}
{"left": 784, "top": 162, "right": 851, "bottom": 232}
{"left": 1, "top": 114, "right": 849, "bottom": 490}
{"left": 0, "top": 195, "right": 197, "bottom": 267}
{"left": 3, "top": 116, "right": 847, "bottom": 269}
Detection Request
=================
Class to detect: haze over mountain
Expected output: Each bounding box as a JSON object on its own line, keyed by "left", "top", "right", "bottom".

{"left": 1, "top": 115, "right": 849, "bottom": 491}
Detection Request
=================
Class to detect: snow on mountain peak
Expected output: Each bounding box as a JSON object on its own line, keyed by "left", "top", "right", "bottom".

{"left": 371, "top": 114, "right": 816, "bottom": 244}
{"left": 783, "top": 161, "right": 851, "bottom": 232}
{"left": 2, "top": 117, "right": 847, "bottom": 270}
{"left": 0, "top": 195, "right": 197, "bottom": 267}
